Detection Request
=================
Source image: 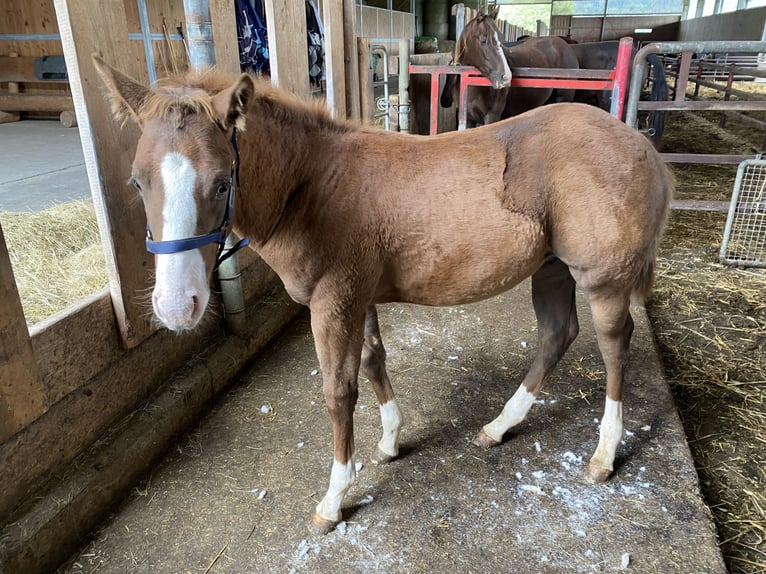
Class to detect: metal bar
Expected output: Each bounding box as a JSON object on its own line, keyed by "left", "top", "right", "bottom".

{"left": 611, "top": 36, "right": 632, "bottom": 118}
{"left": 671, "top": 200, "right": 730, "bottom": 212}
{"left": 371, "top": 45, "right": 390, "bottom": 131}
{"left": 661, "top": 153, "right": 756, "bottom": 163}
{"left": 627, "top": 41, "right": 766, "bottom": 128}
{"left": 136, "top": 0, "right": 157, "bottom": 84}
{"left": 398, "top": 38, "right": 410, "bottom": 134}
{"left": 430, "top": 72, "right": 439, "bottom": 135}
{"left": 638, "top": 100, "right": 766, "bottom": 111}
{"left": 183, "top": 0, "right": 216, "bottom": 72}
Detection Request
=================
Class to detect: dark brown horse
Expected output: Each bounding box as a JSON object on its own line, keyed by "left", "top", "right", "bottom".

{"left": 571, "top": 40, "right": 668, "bottom": 147}
{"left": 94, "top": 55, "right": 672, "bottom": 535}
{"left": 440, "top": 9, "right": 579, "bottom": 127}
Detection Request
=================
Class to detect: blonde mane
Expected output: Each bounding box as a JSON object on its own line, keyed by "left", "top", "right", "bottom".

{"left": 136, "top": 68, "right": 350, "bottom": 134}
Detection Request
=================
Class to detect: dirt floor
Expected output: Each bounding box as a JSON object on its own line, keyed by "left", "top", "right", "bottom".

{"left": 646, "top": 84, "right": 766, "bottom": 573}
{"left": 60, "top": 289, "right": 724, "bottom": 574}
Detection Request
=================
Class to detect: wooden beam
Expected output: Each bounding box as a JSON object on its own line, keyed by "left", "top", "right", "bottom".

{"left": 54, "top": 0, "right": 155, "bottom": 348}
{"left": 210, "top": 0, "right": 240, "bottom": 75}
{"left": 0, "top": 224, "right": 48, "bottom": 443}
{"left": 357, "top": 37, "right": 373, "bottom": 125}
{"left": 322, "top": 0, "right": 346, "bottom": 118}
{"left": 263, "top": 0, "right": 310, "bottom": 97}
{"left": 0, "top": 93, "right": 74, "bottom": 112}
{"left": 343, "top": 0, "right": 360, "bottom": 121}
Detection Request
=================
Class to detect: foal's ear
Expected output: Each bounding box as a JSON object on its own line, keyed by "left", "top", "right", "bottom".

{"left": 91, "top": 54, "right": 151, "bottom": 127}
{"left": 212, "top": 74, "right": 255, "bottom": 131}
{"left": 487, "top": 5, "right": 501, "bottom": 19}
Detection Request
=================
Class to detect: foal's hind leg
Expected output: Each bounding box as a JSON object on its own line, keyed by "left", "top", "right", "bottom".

{"left": 585, "top": 290, "right": 634, "bottom": 484}
{"left": 474, "top": 258, "right": 579, "bottom": 447}
{"left": 360, "top": 306, "right": 403, "bottom": 465}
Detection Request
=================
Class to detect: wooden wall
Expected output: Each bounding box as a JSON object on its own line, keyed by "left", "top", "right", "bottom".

{"left": 0, "top": 0, "right": 189, "bottom": 85}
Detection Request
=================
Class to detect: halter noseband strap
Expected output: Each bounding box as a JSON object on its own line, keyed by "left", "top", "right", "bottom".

{"left": 145, "top": 129, "right": 250, "bottom": 272}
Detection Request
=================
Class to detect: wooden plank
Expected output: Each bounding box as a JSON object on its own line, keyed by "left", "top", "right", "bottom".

{"left": 343, "top": 0, "right": 360, "bottom": 121}
{"left": 322, "top": 0, "right": 346, "bottom": 119}
{"left": 357, "top": 37, "right": 373, "bottom": 125}
{"left": 0, "top": 272, "right": 295, "bottom": 522}
{"left": 30, "top": 289, "right": 121, "bottom": 406}
{"left": 0, "top": 93, "right": 74, "bottom": 112}
{"left": 263, "top": 0, "right": 309, "bottom": 97}
{"left": 210, "top": 0, "right": 240, "bottom": 75}
{"left": 0, "top": 224, "right": 48, "bottom": 443}
{"left": 0, "top": 288, "right": 302, "bottom": 574}
{"left": 54, "top": 0, "right": 156, "bottom": 348}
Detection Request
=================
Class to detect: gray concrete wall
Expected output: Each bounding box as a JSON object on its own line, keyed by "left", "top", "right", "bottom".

{"left": 679, "top": 6, "right": 766, "bottom": 40}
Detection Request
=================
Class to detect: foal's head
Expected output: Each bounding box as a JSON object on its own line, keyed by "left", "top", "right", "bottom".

{"left": 457, "top": 7, "right": 512, "bottom": 89}
{"left": 93, "top": 56, "right": 254, "bottom": 331}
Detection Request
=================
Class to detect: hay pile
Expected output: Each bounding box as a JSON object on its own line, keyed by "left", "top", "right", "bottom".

{"left": 648, "top": 211, "right": 766, "bottom": 573}
{"left": 648, "top": 103, "right": 766, "bottom": 572}
{"left": 0, "top": 200, "right": 107, "bottom": 326}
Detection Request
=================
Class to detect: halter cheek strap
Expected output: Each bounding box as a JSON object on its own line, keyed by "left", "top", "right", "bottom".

{"left": 144, "top": 129, "right": 250, "bottom": 271}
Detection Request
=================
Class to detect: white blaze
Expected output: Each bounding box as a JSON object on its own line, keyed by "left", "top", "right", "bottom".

{"left": 494, "top": 31, "right": 512, "bottom": 84}
{"left": 152, "top": 152, "right": 210, "bottom": 331}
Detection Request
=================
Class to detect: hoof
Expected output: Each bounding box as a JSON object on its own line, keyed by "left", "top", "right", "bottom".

{"left": 370, "top": 447, "right": 396, "bottom": 465}
{"left": 309, "top": 513, "right": 338, "bottom": 535}
{"left": 472, "top": 429, "right": 500, "bottom": 449}
{"left": 585, "top": 463, "right": 613, "bottom": 484}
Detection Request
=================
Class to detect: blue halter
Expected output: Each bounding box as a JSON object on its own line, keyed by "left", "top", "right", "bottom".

{"left": 145, "top": 129, "right": 250, "bottom": 271}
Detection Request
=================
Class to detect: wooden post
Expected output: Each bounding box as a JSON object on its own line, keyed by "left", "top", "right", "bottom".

{"left": 210, "top": 0, "right": 240, "bottom": 74}
{"left": 264, "top": 0, "right": 310, "bottom": 97}
{"left": 0, "top": 53, "right": 21, "bottom": 124}
{"left": 357, "top": 37, "right": 373, "bottom": 125}
{"left": 0, "top": 223, "right": 48, "bottom": 442}
{"left": 54, "top": 0, "right": 155, "bottom": 348}
{"left": 322, "top": 0, "right": 346, "bottom": 118}
{"left": 343, "top": 0, "right": 360, "bottom": 121}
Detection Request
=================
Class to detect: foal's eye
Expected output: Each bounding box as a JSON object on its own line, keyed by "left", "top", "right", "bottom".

{"left": 480, "top": 37, "right": 488, "bottom": 46}
{"left": 130, "top": 176, "right": 142, "bottom": 193}
{"left": 215, "top": 182, "right": 229, "bottom": 198}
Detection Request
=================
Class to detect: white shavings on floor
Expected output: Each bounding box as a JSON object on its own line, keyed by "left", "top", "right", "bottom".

{"left": 519, "top": 484, "right": 545, "bottom": 495}
{"left": 534, "top": 441, "right": 542, "bottom": 452}
{"left": 641, "top": 425, "right": 651, "bottom": 431}
{"left": 531, "top": 470, "right": 546, "bottom": 480}
{"left": 621, "top": 552, "right": 631, "bottom": 569}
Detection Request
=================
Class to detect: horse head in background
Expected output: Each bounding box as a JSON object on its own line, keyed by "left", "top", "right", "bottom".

{"left": 440, "top": 10, "right": 579, "bottom": 127}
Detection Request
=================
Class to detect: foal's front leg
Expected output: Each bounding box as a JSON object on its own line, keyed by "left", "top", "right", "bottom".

{"left": 310, "top": 306, "right": 366, "bottom": 534}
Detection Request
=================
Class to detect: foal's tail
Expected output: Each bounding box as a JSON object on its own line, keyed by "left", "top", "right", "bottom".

{"left": 646, "top": 54, "right": 668, "bottom": 150}
{"left": 632, "top": 162, "right": 674, "bottom": 303}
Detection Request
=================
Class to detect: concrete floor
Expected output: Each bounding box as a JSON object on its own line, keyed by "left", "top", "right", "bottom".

{"left": 0, "top": 119, "right": 89, "bottom": 212}
{"left": 61, "top": 285, "right": 726, "bottom": 574}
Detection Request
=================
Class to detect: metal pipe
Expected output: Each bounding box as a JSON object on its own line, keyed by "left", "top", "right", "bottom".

{"left": 183, "top": 0, "right": 216, "bottom": 72}
{"left": 372, "top": 45, "right": 390, "bottom": 130}
{"left": 136, "top": 0, "right": 157, "bottom": 84}
{"left": 399, "top": 38, "right": 410, "bottom": 133}
{"left": 626, "top": 40, "right": 766, "bottom": 128}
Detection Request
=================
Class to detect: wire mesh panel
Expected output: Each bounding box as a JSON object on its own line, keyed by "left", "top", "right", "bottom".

{"left": 720, "top": 159, "right": 766, "bottom": 267}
